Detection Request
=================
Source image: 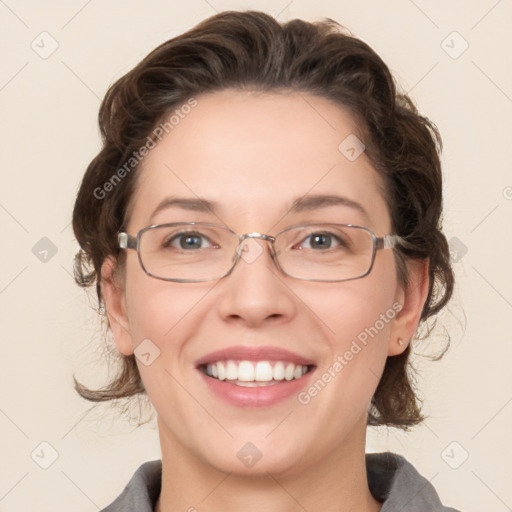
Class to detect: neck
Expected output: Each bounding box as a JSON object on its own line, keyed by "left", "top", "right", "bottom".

{"left": 155, "top": 417, "right": 382, "bottom": 512}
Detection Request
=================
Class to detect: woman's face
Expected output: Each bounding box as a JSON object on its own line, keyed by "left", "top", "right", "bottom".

{"left": 103, "top": 89, "right": 424, "bottom": 477}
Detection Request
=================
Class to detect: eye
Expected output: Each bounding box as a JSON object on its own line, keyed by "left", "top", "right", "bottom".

{"left": 297, "top": 231, "right": 346, "bottom": 250}
{"left": 164, "top": 231, "right": 214, "bottom": 250}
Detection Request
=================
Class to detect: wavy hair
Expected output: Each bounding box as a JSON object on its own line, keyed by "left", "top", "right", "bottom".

{"left": 72, "top": 10, "right": 454, "bottom": 428}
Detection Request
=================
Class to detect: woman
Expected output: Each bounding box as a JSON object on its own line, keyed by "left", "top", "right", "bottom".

{"left": 72, "top": 10, "right": 460, "bottom": 511}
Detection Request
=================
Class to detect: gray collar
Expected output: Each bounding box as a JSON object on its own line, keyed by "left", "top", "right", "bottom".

{"left": 366, "top": 452, "right": 460, "bottom": 511}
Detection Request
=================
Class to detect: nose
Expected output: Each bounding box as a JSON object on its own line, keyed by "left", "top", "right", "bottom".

{"left": 215, "top": 235, "right": 297, "bottom": 327}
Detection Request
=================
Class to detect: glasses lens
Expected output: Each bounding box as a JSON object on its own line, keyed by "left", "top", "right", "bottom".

{"left": 139, "top": 224, "right": 237, "bottom": 281}
{"left": 275, "top": 224, "right": 374, "bottom": 281}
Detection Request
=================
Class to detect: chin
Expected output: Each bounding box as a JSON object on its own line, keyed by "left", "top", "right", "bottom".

{"left": 191, "top": 434, "right": 309, "bottom": 478}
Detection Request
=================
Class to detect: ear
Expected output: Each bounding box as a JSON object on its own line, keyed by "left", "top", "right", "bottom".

{"left": 100, "top": 256, "right": 134, "bottom": 356}
{"left": 388, "top": 258, "right": 430, "bottom": 356}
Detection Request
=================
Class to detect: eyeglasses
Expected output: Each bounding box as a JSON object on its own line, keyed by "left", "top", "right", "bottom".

{"left": 117, "top": 222, "right": 404, "bottom": 283}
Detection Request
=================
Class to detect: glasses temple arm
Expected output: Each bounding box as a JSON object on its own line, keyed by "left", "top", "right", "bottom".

{"left": 377, "top": 234, "right": 406, "bottom": 250}
{"left": 118, "top": 232, "right": 138, "bottom": 250}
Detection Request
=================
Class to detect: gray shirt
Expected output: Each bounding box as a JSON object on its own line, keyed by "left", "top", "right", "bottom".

{"left": 101, "top": 452, "right": 461, "bottom": 511}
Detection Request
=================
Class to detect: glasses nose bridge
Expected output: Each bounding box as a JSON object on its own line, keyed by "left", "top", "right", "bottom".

{"left": 234, "top": 231, "right": 278, "bottom": 260}
{"left": 239, "top": 231, "right": 276, "bottom": 244}
{"left": 236, "top": 231, "right": 276, "bottom": 253}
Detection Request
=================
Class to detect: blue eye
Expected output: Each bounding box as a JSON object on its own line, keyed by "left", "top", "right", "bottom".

{"left": 165, "top": 231, "right": 213, "bottom": 250}
{"left": 299, "top": 232, "right": 345, "bottom": 250}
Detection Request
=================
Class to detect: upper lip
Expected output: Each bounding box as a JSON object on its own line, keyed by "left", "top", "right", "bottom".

{"left": 195, "top": 345, "right": 316, "bottom": 368}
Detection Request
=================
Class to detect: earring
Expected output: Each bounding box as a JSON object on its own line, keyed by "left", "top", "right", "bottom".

{"left": 397, "top": 338, "right": 406, "bottom": 346}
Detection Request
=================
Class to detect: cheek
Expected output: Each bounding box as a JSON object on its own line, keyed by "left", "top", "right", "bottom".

{"left": 301, "top": 261, "right": 399, "bottom": 401}
{"left": 306, "top": 260, "right": 398, "bottom": 348}
{"left": 316, "top": 287, "right": 395, "bottom": 392}
{"left": 123, "top": 275, "right": 210, "bottom": 410}
{"left": 122, "top": 250, "right": 206, "bottom": 338}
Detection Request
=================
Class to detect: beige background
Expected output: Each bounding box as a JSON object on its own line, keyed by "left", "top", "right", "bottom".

{"left": 1, "top": 1, "right": 511, "bottom": 511}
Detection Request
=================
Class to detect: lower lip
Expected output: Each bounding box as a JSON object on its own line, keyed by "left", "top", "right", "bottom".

{"left": 198, "top": 368, "right": 315, "bottom": 407}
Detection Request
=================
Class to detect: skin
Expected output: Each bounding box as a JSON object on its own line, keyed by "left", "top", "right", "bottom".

{"left": 101, "top": 89, "right": 429, "bottom": 512}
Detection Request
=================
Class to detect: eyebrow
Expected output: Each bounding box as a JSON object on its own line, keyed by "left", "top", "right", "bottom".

{"left": 149, "top": 194, "right": 370, "bottom": 223}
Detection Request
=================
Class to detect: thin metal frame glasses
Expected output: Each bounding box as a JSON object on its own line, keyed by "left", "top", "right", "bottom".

{"left": 117, "top": 222, "right": 405, "bottom": 283}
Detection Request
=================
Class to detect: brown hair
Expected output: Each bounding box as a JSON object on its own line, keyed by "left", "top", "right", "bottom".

{"left": 72, "top": 10, "right": 454, "bottom": 429}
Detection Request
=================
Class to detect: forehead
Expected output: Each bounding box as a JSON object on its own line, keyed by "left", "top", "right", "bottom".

{"left": 126, "top": 89, "right": 390, "bottom": 233}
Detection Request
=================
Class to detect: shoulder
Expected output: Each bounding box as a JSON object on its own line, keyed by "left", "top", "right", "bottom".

{"left": 100, "top": 459, "right": 162, "bottom": 512}
{"left": 366, "top": 452, "right": 462, "bottom": 511}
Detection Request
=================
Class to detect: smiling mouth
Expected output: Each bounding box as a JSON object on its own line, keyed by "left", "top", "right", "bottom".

{"left": 199, "top": 360, "right": 315, "bottom": 387}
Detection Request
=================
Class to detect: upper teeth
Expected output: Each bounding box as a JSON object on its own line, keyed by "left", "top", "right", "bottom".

{"left": 204, "top": 360, "right": 309, "bottom": 382}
